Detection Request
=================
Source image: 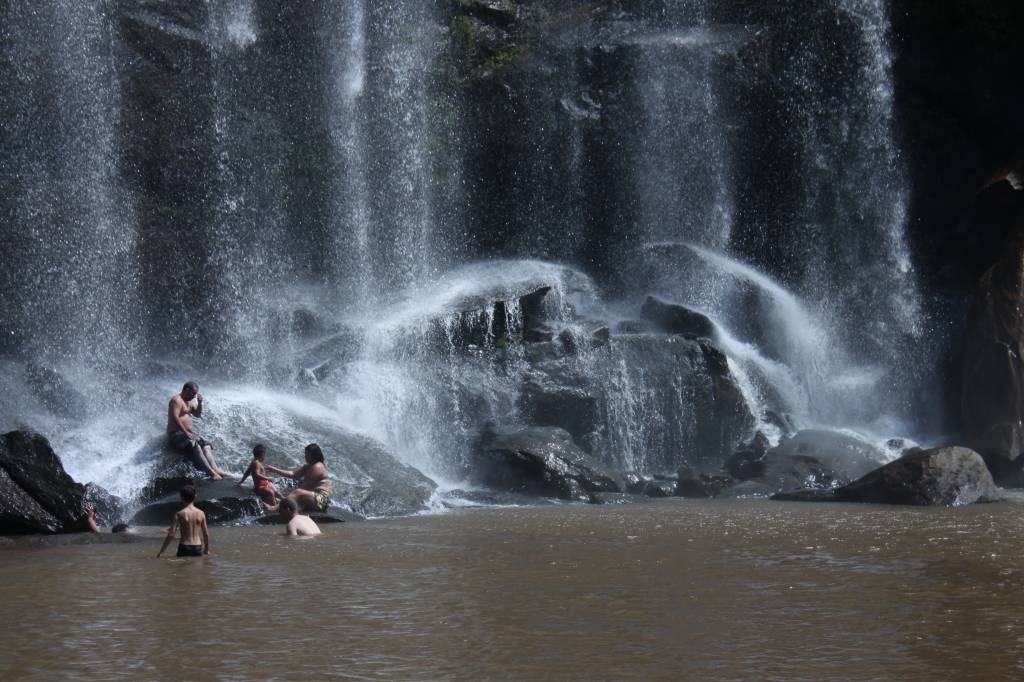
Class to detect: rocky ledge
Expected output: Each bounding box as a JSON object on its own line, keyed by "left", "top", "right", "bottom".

{"left": 773, "top": 446, "right": 1001, "bottom": 506}
{"left": 0, "top": 430, "right": 123, "bottom": 534}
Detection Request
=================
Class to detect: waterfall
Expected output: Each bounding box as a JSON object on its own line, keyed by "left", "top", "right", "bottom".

{"left": 0, "top": 0, "right": 139, "bottom": 370}
{"left": 0, "top": 0, "right": 937, "bottom": 499}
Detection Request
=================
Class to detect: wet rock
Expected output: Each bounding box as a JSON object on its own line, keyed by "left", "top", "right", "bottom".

{"left": 517, "top": 369, "right": 602, "bottom": 452}
{"left": 0, "top": 431, "right": 93, "bottom": 534}
{"left": 962, "top": 212, "right": 1024, "bottom": 483}
{"left": 640, "top": 296, "right": 716, "bottom": 338}
{"left": 472, "top": 425, "right": 623, "bottom": 501}
{"left": 675, "top": 467, "right": 734, "bottom": 498}
{"left": 131, "top": 479, "right": 264, "bottom": 526}
{"left": 773, "top": 446, "right": 1001, "bottom": 506}
{"left": 724, "top": 431, "right": 771, "bottom": 480}
{"left": 83, "top": 483, "right": 125, "bottom": 527}
{"left": 520, "top": 286, "right": 554, "bottom": 342}
{"left": 614, "top": 319, "right": 655, "bottom": 335}
{"left": 0, "top": 467, "right": 63, "bottom": 534}
{"left": 522, "top": 334, "right": 755, "bottom": 472}
{"left": 626, "top": 478, "right": 677, "bottom": 498}
{"left": 753, "top": 429, "right": 887, "bottom": 493}
{"left": 439, "top": 488, "right": 557, "bottom": 508}
{"left": 325, "top": 433, "right": 438, "bottom": 518}
{"left": 591, "top": 327, "right": 611, "bottom": 347}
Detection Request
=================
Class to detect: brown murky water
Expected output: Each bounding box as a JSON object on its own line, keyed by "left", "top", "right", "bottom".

{"left": 1, "top": 499, "right": 1023, "bottom": 681}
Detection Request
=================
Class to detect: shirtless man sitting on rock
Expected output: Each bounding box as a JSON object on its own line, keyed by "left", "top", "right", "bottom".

{"left": 167, "top": 381, "right": 226, "bottom": 480}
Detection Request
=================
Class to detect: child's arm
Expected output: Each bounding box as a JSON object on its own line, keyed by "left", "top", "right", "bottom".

{"left": 157, "top": 515, "right": 178, "bottom": 558}
{"left": 237, "top": 462, "right": 254, "bottom": 486}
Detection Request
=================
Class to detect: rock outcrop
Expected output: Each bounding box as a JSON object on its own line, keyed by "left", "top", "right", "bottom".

{"left": 0, "top": 431, "right": 120, "bottom": 534}
{"left": 962, "top": 204, "right": 1024, "bottom": 482}
{"left": 774, "top": 446, "right": 1000, "bottom": 506}
{"left": 640, "top": 296, "right": 717, "bottom": 338}
{"left": 753, "top": 430, "right": 887, "bottom": 492}
{"left": 471, "top": 425, "right": 623, "bottom": 501}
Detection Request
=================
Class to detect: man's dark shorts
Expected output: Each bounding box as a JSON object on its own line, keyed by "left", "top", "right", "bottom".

{"left": 168, "top": 431, "right": 212, "bottom": 469}
{"left": 176, "top": 544, "right": 204, "bottom": 557}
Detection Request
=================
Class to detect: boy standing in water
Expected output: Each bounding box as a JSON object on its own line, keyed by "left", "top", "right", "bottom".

{"left": 237, "top": 444, "right": 284, "bottom": 504}
{"left": 157, "top": 485, "right": 210, "bottom": 558}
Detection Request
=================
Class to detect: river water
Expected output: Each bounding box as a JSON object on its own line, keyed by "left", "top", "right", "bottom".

{"left": 1, "top": 500, "right": 1022, "bottom": 681}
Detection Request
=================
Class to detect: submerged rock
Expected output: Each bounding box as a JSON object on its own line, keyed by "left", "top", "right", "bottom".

{"left": 773, "top": 446, "right": 1001, "bottom": 506}
{"left": 472, "top": 425, "right": 623, "bottom": 501}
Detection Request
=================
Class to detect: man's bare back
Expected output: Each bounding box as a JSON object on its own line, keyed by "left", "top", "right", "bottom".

{"left": 176, "top": 506, "right": 207, "bottom": 545}
{"left": 157, "top": 486, "right": 210, "bottom": 558}
{"left": 286, "top": 513, "right": 321, "bottom": 537}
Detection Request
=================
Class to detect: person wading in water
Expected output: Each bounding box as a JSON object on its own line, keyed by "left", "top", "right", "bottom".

{"left": 262, "top": 443, "right": 332, "bottom": 514}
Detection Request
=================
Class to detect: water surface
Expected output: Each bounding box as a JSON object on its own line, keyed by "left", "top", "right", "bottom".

{"left": 1, "top": 500, "right": 1021, "bottom": 681}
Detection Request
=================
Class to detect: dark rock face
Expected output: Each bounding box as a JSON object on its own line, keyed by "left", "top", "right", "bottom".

{"left": 675, "top": 468, "right": 733, "bottom": 499}
{"left": 754, "top": 430, "right": 887, "bottom": 493}
{"left": 472, "top": 425, "right": 623, "bottom": 501}
{"left": 962, "top": 213, "right": 1024, "bottom": 482}
{"left": 520, "top": 334, "right": 755, "bottom": 474}
{"left": 323, "top": 432, "right": 438, "bottom": 518}
{"left": 0, "top": 431, "right": 95, "bottom": 534}
{"left": 640, "top": 296, "right": 716, "bottom": 338}
{"left": 774, "top": 446, "right": 1000, "bottom": 506}
{"left": 131, "top": 479, "right": 263, "bottom": 526}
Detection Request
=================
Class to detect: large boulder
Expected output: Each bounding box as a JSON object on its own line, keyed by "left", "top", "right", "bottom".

{"left": 774, "top": 446, "right": 1001, "bottom": 506}
{"left": 753, "top": 429, "right": 887, "bottom": 493}
{"left": 962, "top": 208, "right": 1024, "bottom": 482}
{"left": 472, "top": 425, "right": 623, "bottom": 501}
{"left": 640, "top": 296, "right": 717, "bottom": 338}
{"left": 519, "top": 334, "right": 755, "bottom": 474}
{"left": 134, "top": 428, "right": 439, "bottom": 521}
{"left": 0, "top": 431, "right": 97, "bottom": 534}
{"left": 316, "top": 432, "right": 438, "bottom": 518}
{"left": 131, "top": 479, "right": 264, "bottom": 526}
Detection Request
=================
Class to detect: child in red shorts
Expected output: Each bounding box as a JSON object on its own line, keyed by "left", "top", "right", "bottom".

{"left": 237, "top": 444, "right": 284, "bottom": 504}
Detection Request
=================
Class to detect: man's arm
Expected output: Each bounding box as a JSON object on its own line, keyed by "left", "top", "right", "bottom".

{"left": 191, "top": 392, "right": 204, "bottom": 418}
{"left": 168, "top": 398, "right": 194, "bottom": 438}
{"left": 157, "top": 516, "right": 178, "bottom": 557}
{"left": 237, "top": 462, "right": 253, "bottom": 486}
{"left": 285, "top": 520, "right": 297, "bottom": 537}
{"left": 201, "top": 513, "right": 210, "bottom": 555}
